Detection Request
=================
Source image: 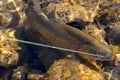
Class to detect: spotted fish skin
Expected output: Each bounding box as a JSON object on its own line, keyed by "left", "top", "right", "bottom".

{"left": 24, "top": 5, "right": 114, "bottom": 61}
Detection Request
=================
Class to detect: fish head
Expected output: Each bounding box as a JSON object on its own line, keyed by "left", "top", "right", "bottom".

{"left": 79, "top": 45, "right": 114, "bottom": 61}
{"left": 94, "top": 50, "right": 114, "bottom": 61}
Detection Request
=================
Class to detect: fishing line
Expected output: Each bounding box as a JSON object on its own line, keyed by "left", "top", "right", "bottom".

{"left": 1, "top": 36, "right": 105, "bottom": 58}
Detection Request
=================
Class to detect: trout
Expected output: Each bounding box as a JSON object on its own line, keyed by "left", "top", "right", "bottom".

{"left": 24, "top": 5, "right": 114, "bottom": 61}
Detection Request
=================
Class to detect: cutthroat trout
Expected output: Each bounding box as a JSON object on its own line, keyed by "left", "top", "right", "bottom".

{"left": 25, "top": 5, "right": 114, "bottom": 61}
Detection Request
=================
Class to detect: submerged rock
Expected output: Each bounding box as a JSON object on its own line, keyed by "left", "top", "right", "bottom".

{"left": 84, "top": 24, "right": 107, "bottom": 45}
{"left": 12, "top": 66, "right": 27, "bottom": 80}
{"left": 104, "top": 66, "right": 120, "bottom": 80}
{"left": 0, "top": 0, "right": 25, "bottom": 28}
{"left": 0, "top": 29, "right": 20, "bottom": 67}
{"left": 44, "top": 58, "right": 104, "bottom": 80}
{"left": 110, "top": 45, "right": 120, "bottom": 66}
{"left": 27, "top": 69, "right": 44, "bottom": 80}
{"left": 39, "top": 0, "right": 100, "bottom": 23}
{"left": 0, "top": 27, "right": 30, "bottom": 68}
{"left": 38, "top": 0, "right": 120, "bottom": 23}
{"left": 105, "top": 21, "right": 120, "bottom": 45}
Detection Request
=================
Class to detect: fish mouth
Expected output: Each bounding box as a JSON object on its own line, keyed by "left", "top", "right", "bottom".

{"left": 94, "top": 51, "right": 114, "bottom": 61}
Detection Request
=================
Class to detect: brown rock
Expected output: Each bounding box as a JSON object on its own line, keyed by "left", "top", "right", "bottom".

{"left": 44, "top": 59, "right": 104, "bottom": 80}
